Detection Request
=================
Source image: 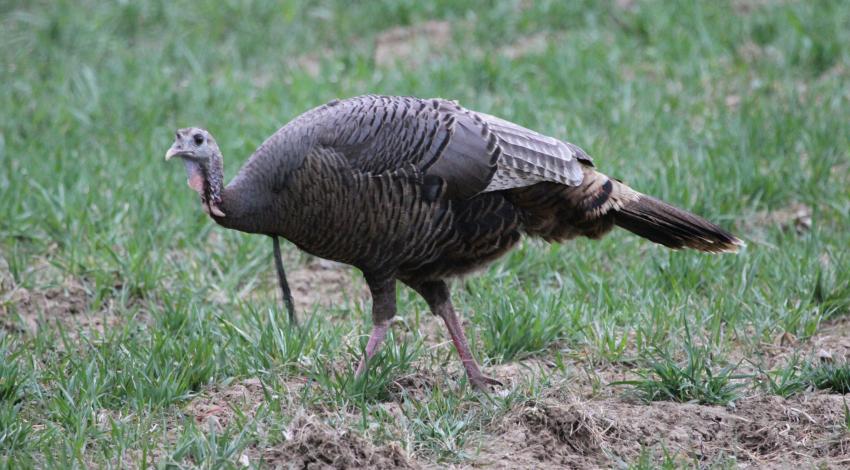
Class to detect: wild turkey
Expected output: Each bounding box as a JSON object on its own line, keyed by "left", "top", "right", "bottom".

{"left": 165, "top": 95, "right": 742, "bottom": 389}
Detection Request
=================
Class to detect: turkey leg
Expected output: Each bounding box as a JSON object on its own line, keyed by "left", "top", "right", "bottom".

{"left": 413, "top": 280, "right": 502, "bottom": 390}
{"left": 354, "top": 278, "right": 396, "bottom": 377}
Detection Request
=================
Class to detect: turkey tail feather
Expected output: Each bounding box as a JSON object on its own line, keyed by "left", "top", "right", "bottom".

{"left": 613, "top": 192, "right": 743, "bottom": 253}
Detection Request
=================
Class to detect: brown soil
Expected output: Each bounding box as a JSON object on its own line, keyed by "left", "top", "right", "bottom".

{"left": 0, "top": 272, "right": 109, "bottom": 338}
{"left": 0, "top": 254, "right": 139, "bottom": 344}
{"left": 284, "top": 257, "right": 368, "bottom": 312}
{"left": 732, "top": 0, "right": 795, "bottom": 15}
{"left": 481, "top": 390, "right": 850, "bottom": 469}
{"left": 186, "top": 377, "right": 271, "bottom": 432}
{"left": 184, "top": 377, "right": 416, "bottom": 469}
{"left": 263, "top": 414, "right": 415, "bottom": 469}
{"left": 749, "top": 202, "right": 813, "bottom": 234}
{"left": 469, "top": 319, "right": 850, "bottom": 468}
{"left": 172, "top": 316, "right": 850, "bottom": 469}
{"left": 374, "top": 21, "right": 452, "bottom": 68}
{"left": 498, "top": 33, "right": 550, "bottom": 60}
{"left": 740, "top": 316, "right": 850, "bottom": 375}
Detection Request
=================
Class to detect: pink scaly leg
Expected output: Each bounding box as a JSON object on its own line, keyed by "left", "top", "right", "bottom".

{"left": 354, "top": 277, "right": 396, "bottom": 378}
{"left": 355, "top": 319, "right": 390, "bottom": 377}
{"left": 412, "top": 280, "right": 502, "bottom": 390}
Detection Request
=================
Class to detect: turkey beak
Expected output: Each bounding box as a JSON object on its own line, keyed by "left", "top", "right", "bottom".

{"left": 165, "top": 144, "right": 182, "bottom": 161}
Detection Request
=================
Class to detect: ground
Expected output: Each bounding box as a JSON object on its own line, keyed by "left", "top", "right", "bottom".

{"left": 1, "top": 0, "right": 850, "bottom": 468}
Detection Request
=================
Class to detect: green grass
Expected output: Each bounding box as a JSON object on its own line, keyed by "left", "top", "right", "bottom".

{"left": 754, "top": 354, "right": 812, "bottom": 398}
{"left": 401, "top": 375, "right": 547, "bottom": 462}
{"left": 628, "top": 445, "right": 680, "bottom": 470}
{"left": 753, "top": 358, "right": 850, "bottom": 398}
{"left": 306, "top": 330, "right": 422, "bottom": 407}
{"left": 469, "top": 276, "right": 575, "bottom": 363}
{"left": 615, "top": 343, "right": 745, "bottom": 406}
{"left": 0, "top": 337, "right": 31, "bottom": 455}
{"left": 810, "top": 363, "right": 850, "bottom": 395}
{"left": 1, "top": 0, "right": 850, "bottom": 467}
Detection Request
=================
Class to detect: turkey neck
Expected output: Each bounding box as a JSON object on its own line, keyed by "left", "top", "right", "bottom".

{"left": 210, "top": 182, "right": 276, "bottom": 236}
{"left": 209, "top": 152, "right": 292, "bottom": 238}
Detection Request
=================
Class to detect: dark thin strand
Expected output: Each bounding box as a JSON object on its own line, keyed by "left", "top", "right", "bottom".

{"left": 272, "top": 235, "right": 297, "bottom": 324}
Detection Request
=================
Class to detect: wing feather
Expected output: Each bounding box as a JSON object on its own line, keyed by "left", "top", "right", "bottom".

{"left": 244, "top": 95, "right": 593, "bottom": 199}
{"left": 475, "top": 111, "right": 590, "bottom": 191}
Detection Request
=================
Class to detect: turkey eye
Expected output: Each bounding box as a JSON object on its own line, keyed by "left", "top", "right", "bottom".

{"left": 193, "top": 134, "right": 204, "bottom": 145}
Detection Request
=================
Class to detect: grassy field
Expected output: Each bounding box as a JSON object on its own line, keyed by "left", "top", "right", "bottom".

{"left": 2, "top": 0, "right": 850, "bottom": 467}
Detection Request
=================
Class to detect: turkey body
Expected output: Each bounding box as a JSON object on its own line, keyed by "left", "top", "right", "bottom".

{"left": 279, "top": 155, "right": 524, "bottom": 284}
{"left": 171, "top": 94, "right": 741, "bottom": 389}
{"left": 222, "top": 95, "right": 722, "bottom": 281}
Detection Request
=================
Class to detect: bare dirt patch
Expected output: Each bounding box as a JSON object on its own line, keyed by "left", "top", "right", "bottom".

{"left": 614, "top": 0, "right": 638, "bottom": 11}
{"left": 291, "top": 50, "right": 331, "bottom": 78}
{"left": 374, "top": 21, "right": 452, "bottom": 68}
{"left": 732, "top": 0, "right": 797, "bottom": 15}
{"left": 480, "top": 388, "right": 850, "bottom": 468}
{"left": 263, "top": 413, "right": 415, "bottom": 469}
{"left": 174, "top": 317, "right": 850, "bottom": 469}
{"left": 810, "top": 317, "right": 850, "bottom": 364}
{"left": 761, "top": 203, "right": 812, "bottom": 233}
{"left": 285, "top": 257, "right": 367, "bottom": 312}
{"left": 498, "top": 33, "right": 550, "bottom": 60}
{"left": 184, "top": 378, "right": 417, "bottom": 468}
{"left": 0, "top": 254, "right": 138, "bottom": 344}
{"left": 186, "top": 377, "right": 271, "bottom": 432}
{"left": 744, "top": 316, "right": 850, "bottom": 373}
{"left": 744, "top": 202, "right": 812, "bottom": 241}
{"left": 1, "top": 254, "right": 130, "bottom": 340}
{"left": 0, "top": 272, "right": 107, "bottom": 338}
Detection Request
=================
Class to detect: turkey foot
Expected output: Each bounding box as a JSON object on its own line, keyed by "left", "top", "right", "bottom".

{"left": 411, "top": 280, "right": 502, "bottom": 391}
{"left": 468, "top": 373, "right": 504, "bottom": 391}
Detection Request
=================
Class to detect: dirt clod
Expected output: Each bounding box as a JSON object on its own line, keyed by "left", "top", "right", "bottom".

{"left": 521, "top": 398, "right": 618, "bottom": 456}
{"left": 265, "top": 415, "right": 415, "bottom": 469}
